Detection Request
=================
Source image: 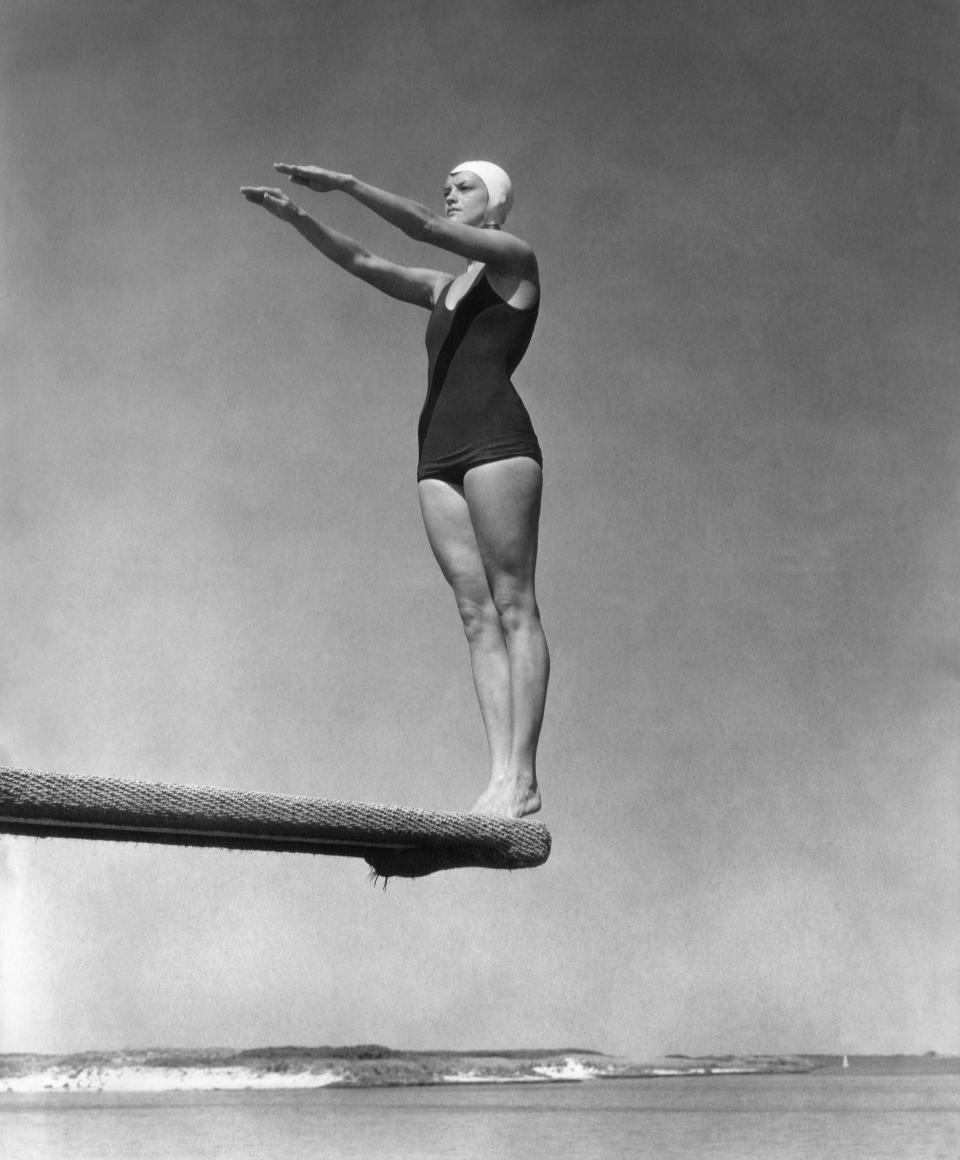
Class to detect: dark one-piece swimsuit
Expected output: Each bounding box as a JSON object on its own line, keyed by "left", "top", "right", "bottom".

{"left": 417, "top": 270, "right": 542, "bottom": 485}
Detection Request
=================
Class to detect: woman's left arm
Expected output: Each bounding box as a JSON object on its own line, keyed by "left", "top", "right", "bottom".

{"left": 274, "top": 164, "right": 536, "bottom": 277}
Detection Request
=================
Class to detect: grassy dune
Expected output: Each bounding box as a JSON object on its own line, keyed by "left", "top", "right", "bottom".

{"left": 4, "top": 1047, "right": 952, "bottom": 1093}
{"left": 0, "top": 1045, "right": 826, "bottom": 1092}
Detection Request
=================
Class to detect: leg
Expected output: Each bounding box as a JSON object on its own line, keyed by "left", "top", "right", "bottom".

{"left": 463, "top": 458, "right": 549, "bottom": 817}
{"left": 418, "top": 477, "right": 514, "bottom": 786}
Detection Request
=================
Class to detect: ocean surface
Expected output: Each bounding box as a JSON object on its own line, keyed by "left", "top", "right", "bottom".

{"left": 2, "top": 1072, "right": 957, "bottom": 1160}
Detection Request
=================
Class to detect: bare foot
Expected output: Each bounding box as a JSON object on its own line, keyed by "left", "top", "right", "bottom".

{"left": 470, "top": 773, "right": 541, "bottom": 819}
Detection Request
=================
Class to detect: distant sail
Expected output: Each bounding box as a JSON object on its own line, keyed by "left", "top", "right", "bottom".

{"left": 842, "top": 1055, "right": 849, "bottom": 1069}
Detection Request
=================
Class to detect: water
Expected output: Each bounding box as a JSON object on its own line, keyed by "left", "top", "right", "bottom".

{"left": 2, "top": 1074, "right": 958, "bottom": 1160}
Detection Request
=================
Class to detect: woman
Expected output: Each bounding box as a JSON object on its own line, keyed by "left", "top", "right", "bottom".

{"left": 240, "top": 160, "right": 547, "bottom": 819}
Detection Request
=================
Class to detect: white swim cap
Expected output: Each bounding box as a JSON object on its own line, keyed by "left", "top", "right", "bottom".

{"left": 449, "top": 160, "right": 514, "bottom": 225}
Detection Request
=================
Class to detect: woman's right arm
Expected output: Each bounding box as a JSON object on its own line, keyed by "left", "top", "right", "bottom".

{"left": 240, "top": 186, "right": 448, "bottom": 309}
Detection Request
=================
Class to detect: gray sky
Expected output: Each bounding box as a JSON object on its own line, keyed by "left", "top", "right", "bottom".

{"left": 2, "top": 0, "right": 958, "bottom": 1057}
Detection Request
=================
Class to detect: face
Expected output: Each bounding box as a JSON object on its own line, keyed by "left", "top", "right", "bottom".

{"left": 443, "top": 171, "right": 489, "bottom": 226}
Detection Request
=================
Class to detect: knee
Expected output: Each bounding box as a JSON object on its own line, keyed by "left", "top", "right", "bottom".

{"left": 490, "top": 583, "right": 540, "bottom": 636}
{"left": 455, "top": 593, "right": 501, "bottom": 643}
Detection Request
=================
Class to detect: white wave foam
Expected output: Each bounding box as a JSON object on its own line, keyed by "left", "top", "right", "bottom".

{"left": 531, "top": 1057, "right": 600, "bottom": 1081}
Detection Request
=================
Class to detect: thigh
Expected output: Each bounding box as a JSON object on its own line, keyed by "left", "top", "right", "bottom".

{"left": 418, "top": 477, "right": 491, "bottom": 600}
{"left": 463, "top": 458, "right": 543, "bottom": 588}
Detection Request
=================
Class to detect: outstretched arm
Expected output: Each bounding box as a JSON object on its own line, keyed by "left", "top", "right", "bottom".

{"left": 274, "top": 164, "right": 537, "bottom": 280}
{"left": 240, "top": 185, "right": 448, "bottom": 309}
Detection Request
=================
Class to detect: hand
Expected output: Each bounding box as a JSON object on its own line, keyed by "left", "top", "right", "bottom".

{"left": 274, "top": 163, "right": 345, "bottom": 193}
{"left": 240, "top": 186, "right": 300, "bottom": 222}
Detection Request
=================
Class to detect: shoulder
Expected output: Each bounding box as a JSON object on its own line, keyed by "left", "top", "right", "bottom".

{"left": 486, "top": 231, "right": 538, "bottom": 286}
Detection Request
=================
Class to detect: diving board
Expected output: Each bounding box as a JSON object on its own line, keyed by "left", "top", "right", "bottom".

{"left": 0, "top": 767, "right": 551, "bottom": 878}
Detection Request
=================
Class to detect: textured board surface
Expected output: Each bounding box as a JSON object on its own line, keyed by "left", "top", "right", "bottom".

{"left": 0, "top": 767, "right": 551, "bottom": 878}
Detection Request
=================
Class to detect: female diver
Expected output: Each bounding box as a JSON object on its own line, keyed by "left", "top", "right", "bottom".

{"left": 240, "top": 160, "right": 547, "bottom": 819}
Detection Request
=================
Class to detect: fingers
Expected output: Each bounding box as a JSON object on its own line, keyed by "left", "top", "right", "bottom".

{"left": 274, "top": 163, "right": 315, "bottom": 188}
{"left": 240, "top": 186, "right": 284, "bottom": 200}
{"left": 274, "top": 163, "right": 310, "bottom": 181}
{"left": 240, "top": 187, "right": 292, "bottom": 218}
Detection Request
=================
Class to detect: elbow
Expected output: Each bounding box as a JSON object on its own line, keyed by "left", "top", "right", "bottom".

{"left": 350, "top": 251, "right": 375, "bottom": 279}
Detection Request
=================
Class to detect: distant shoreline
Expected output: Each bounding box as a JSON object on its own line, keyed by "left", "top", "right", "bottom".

{"left": 2, "top": 1048, "right": 956, "bottom": 1094}
{"left": 0, "top": 1046, "right": 827, "bottom": 1094}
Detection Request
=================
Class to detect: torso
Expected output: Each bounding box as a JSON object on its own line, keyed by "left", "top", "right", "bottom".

{"left": 417, "top": 266, "right": 542, "bottom": 484}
